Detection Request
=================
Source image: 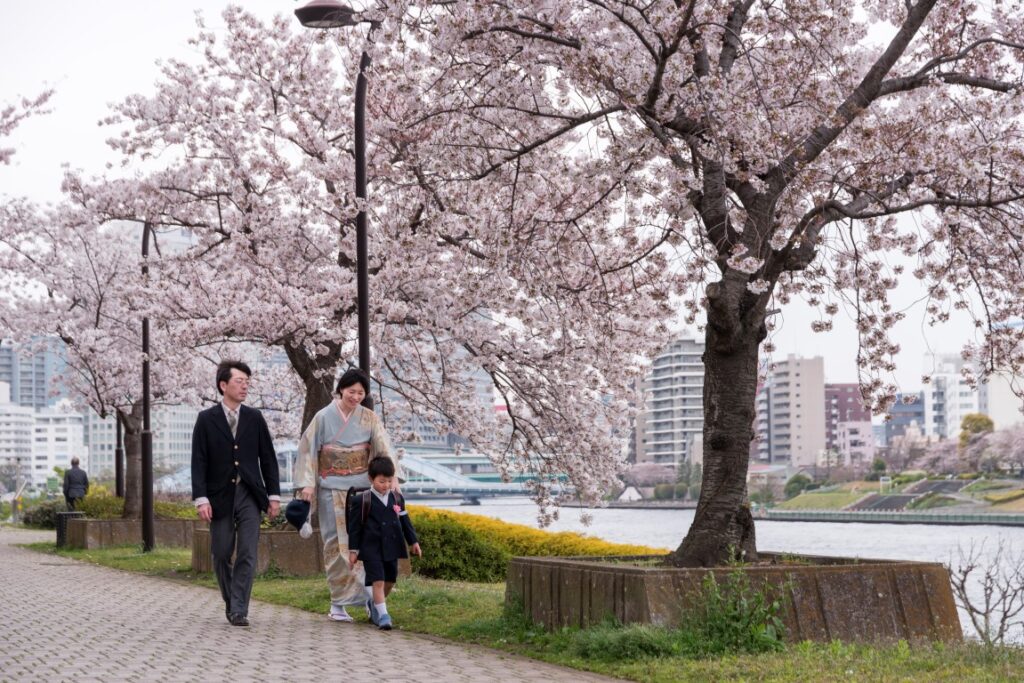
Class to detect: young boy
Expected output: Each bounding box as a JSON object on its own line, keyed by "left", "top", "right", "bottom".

{"left": 348, "top": 456, "right": 422, "bottom": 630}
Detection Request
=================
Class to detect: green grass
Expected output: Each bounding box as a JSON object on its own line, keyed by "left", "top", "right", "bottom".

{"left": 777, "top": 491, "right": 866, "bottom": 510}
{"left": 20, "top": 543, "right": 1024, "bottom": 682}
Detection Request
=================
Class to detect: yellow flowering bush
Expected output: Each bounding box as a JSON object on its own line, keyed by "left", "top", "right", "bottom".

{"left": 407, "top": 505, "right": 662, "bottom": 558}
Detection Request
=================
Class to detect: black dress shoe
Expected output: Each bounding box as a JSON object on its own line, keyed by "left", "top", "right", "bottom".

{"left": 229, "top": 613, "right": 250, "bottom": 627}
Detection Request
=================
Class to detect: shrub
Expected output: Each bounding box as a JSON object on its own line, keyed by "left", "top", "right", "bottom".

{"left": 411, "top": 513, "right": 510, "bottom": 582}
{"left": 784, "top": 474, "right": 811, "bottom": 499}
{"left": 72, "top": 494, "right": 194, "bottom": 520}
{"left": 653, "top": 483, "right": 675, "bottom": 500}
{"left": 77, "top": 493, "right": 124, "bottom": 519}
{"left": 22, "top": 498, "right": 66, "bottom": 528}
{"left": 674, "top": 483, "right": 688, "bottom": 498}
{"left": 686, "top": 570, "right": 786, "bottom": 656}
{"left": 408, "top": 506, "right": 660, "bottom": 558}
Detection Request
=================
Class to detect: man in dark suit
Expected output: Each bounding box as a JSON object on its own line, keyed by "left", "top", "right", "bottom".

{"left": 62, "top": 457, "right": 89, "bottom": 510}
{"left": 192, "top": 360, "right": 280, "bottom": 627}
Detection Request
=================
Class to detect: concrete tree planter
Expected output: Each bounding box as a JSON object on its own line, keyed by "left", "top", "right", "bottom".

{"left": 191, "top": 527, "right": 411, "bottom": 578}
{"left": 65, "top": 518, "right": 195, "bottom": 549}
{"left": 507, "top": 554, "right": 962, "bottom": 644}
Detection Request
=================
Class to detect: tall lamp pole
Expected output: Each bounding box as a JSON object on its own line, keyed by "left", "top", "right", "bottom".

{"left": 295, "top": 0, "right": 376, "bottom": 408}
{"left": 115, "top": 412, "right": 124, "bottom": 498}
{"left": 141, "top": 222, "right": 155, "bottom": 552}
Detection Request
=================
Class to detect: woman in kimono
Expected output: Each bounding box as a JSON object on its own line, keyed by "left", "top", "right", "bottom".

{"left": 294, "top": 368, "right": 401, "bottom": 622}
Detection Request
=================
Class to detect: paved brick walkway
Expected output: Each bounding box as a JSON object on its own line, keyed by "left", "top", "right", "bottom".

{"left": 0, "top": 527, "right": 617, "bottom": 682}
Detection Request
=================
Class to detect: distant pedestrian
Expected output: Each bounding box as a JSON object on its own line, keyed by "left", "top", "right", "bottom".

{"left": 191, "top": 360, "right": 281, "bottom": 627}
{"left": 62, "top": 457, "right": 89, "bottom": 510}
{"left": 347, "top": 456, "right": 421, "bottom": 630}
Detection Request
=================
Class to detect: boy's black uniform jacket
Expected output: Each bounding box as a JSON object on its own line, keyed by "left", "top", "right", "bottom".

{"left": 348, "top": 491, "right": 418, "bottom": 561}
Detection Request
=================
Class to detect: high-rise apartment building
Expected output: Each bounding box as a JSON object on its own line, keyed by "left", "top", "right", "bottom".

{"left": 633, "top": 337, "right": 705, "bottom": 466}
{"left": 923, "top": 354, "right": 985, "bottom": 439}
{"left": 754, "top": 355, "right": 826, "bottom": 468}
{"left": 0, "top": 381, "right": 34, "bottom": 487}
{"left": 825, "top": 384, "right": 871, "bottom": 452}
{"left": 0, "top": 337, "right": 68, "bottom": 410}
{"left": 85, "top": 404, "right": 199, "bottom": 477}
{"left": 31, "top": 403, "right": 88, "bottom": 486}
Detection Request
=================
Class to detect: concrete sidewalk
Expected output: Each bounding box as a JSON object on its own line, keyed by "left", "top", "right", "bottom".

{"left": 0, "top": 527, "right": 618, "bottom": 682}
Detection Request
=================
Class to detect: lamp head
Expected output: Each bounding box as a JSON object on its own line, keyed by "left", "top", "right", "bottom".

{"left": 295, "top": 0, "right": 358, "bottom": 29}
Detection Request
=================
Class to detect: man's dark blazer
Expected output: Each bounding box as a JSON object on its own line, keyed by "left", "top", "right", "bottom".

{"left": 348, "top": 491, "right": 418, "bottom": 562}
{"left": 63, "top": 466, "right": 89, "bottom": 500}
{"left": 191, "top": 403, "right": 280, "bottom": 520}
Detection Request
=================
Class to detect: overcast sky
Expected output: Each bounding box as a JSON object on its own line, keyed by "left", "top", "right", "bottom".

{"left": 0, "top": 1, "right": 977, "bottom": 393}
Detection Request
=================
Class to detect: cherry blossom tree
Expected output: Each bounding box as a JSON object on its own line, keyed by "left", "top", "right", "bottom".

{"left": 0, "top": 89, "right": 51, "bottom": 165}
{"left": 360, "top": 0, "right": 1024, "bottom": 565}
{"left": 67, "top": 7, "right": 674, "bottom": 521}
{"left": 0, "top": 202, "right": 207, "bottom": 516}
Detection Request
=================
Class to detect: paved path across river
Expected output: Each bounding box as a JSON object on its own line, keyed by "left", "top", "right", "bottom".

{"left": 0, "top": 527, "right": 615, "bottom": 682}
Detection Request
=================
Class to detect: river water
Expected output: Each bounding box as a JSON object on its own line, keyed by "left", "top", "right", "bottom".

{"left": 421, "top": 497, "right": 1024, "bottom": 642}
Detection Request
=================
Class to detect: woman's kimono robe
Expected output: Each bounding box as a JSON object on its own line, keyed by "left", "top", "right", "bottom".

{"left": 294, "top": 402, "right": 401, "bottom": 607}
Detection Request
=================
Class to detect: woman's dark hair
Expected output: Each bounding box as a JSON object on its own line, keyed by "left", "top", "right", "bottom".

{"left": 216, "top": 360, "right": 252, "bottom": 395}
{"left": 368, "top": 456, "right": 395, "bottom": 479}
{"left": 335, "top": 367, "right": 370, "bottom": 395}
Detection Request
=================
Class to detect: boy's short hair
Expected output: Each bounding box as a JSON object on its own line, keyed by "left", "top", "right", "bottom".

{"left": 368, "top": 457, "right": 395, "bottom": 479}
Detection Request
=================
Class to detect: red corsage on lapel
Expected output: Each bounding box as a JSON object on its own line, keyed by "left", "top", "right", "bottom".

{"left": 392, "top": 504, "right": 402, "bottom": 517}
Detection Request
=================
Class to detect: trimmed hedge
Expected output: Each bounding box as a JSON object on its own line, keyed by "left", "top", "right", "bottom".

{"left": 410, "top": 513, "right": 510, "bottom": 582}
{"left": 406, "top": 505, "right": 661, "bottom": 580}
{"left": 984, "top": 489, "right": 1024, "bottom": 504}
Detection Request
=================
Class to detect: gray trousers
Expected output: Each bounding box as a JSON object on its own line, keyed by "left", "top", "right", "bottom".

{"left": 210, "top": 482, "right": 261, "bottom": 616}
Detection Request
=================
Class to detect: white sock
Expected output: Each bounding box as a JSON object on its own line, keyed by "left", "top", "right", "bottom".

{"left": 375, "top": 602, "right": 388, "bottom": 616}
{"left": 365, "top": 586, "right": 374, "bottom": 601}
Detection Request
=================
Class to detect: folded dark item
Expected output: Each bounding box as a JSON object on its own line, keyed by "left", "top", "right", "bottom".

{"left": 285, "top": 498, "right": 312, "bottom": 538}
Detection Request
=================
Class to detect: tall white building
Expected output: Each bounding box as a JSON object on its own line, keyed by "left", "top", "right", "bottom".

{"left": 0, "top": 381, "right": 34, "bottom": 487}
{"left": 754, "top": 355, "right": 826, "bottom": 468}
{"left": 633, "top": 337, "right": 705, "bottom": 466}
{"left": 85, "top": 404, "right": 199, "bottom": 477}
{"left": 923, "top": 354, "right": 985, "bottom": 439}
{"left": 31, "top": 403, "right": 88, "bottom": 486}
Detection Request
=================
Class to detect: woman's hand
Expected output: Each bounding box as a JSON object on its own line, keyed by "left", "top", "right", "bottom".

{"left": 299, "top": 487, "right": 314, "bottom": 502}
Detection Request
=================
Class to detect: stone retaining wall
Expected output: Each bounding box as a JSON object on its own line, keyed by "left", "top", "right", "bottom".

{"left": 65, "top": 518, "right": 195, "bottom": 549}
{"left": 506, "top": 553, "right": 962, "bottom": 644}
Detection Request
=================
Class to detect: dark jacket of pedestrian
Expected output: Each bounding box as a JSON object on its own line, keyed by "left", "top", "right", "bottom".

{"left": 63, "top": 464, "right": 89, "bottom": 501}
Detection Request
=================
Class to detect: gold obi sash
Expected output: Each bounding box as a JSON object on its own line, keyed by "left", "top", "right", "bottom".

{"left": 318, "top": 442, "right": 370, "bottom": 479}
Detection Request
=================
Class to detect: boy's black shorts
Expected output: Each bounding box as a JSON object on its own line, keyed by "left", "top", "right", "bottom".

{"left": 363, "top": 558, "right": 399, "bottom": 585}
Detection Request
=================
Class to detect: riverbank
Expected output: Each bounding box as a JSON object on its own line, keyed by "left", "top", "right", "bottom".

{"left": 762, "top": 509, "right": 1024, "bottom": 526}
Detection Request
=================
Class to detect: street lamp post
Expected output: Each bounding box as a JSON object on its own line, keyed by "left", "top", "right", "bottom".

{"left": 115, "top": 412, "right": 124, "bottom": 498}
{"left": 295, "top": 0, "right": 375, "bottom": 407}
{"left": 141, "top": 221, "right": 155, "bottom": 552}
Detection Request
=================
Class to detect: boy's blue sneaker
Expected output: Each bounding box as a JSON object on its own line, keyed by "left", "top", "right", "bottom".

{"left": 377, "top": 613, "right": 393, "bottom": 631}
{"left": 366, "top": 599, "right": 379, "bottom": 625}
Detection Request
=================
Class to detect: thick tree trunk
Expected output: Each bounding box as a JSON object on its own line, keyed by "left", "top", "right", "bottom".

{"left": 284, "top": 344, "right": 340, "bottom": 432}
{"left": 120, "top": 403, "right": 143, "bottom": 519}
{"left": 671, "top": 280, "right": 764, "bottom": 567}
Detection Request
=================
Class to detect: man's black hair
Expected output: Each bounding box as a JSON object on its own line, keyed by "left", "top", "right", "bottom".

{"left": 216, "top": 360, "right": 252, "bottom": 396}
